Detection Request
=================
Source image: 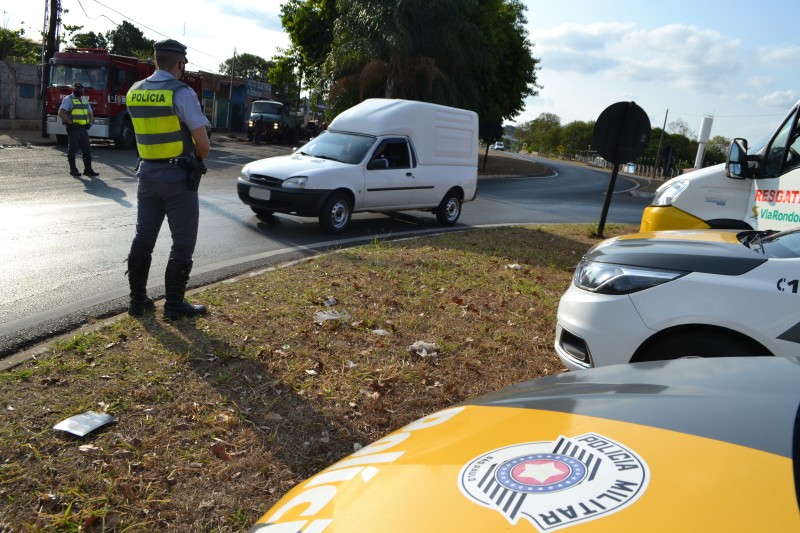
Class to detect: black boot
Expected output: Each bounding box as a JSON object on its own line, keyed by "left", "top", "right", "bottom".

{"left": 126, "top": 253, "right": 155, "bottom": 316}
{"left": 83, "top": 157, "right": 99, "bottom": 177}
{"left": 163, "top": 259, "right": 207, "bottom": 320}
{"left": 68, "top": 155, "right": 80, "bottom": 176}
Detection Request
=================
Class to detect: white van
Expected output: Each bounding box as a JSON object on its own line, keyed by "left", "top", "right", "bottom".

{"left": 237, "top": 98, "right": 479, "bottom": 233}
{"left": 641, "top": 100, "right": 800, "bottom": 232}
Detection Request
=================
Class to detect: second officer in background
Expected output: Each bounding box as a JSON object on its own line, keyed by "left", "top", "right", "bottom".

{"left": 125, "top": 38, "right": 211, "bottom": 320}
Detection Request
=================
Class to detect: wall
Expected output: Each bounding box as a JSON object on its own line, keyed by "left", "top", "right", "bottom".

{"left": 0, "top": 61, "right": 42, "bottom": 122}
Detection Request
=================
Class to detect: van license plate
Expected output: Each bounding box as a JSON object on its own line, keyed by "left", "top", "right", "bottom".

{"left": 250, "top": 188, "right": 271, "bottom": 201}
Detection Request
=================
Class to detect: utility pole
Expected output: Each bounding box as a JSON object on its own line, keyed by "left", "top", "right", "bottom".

{"left": 41, "top": 0, "right": 60, "bottom": 137}
{"left": 227, "top": 48, "right": 235, "bottom": 131}
{"left": 652, "top": 109, "right": 668, "bottom": 179}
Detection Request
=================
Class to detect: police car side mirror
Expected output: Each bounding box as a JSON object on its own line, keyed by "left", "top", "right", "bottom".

{"left": 367, "top": 158, "right": 389, "bottom": 170}
{"left": 726, "top": 138, "right": 749, "bottom": 179}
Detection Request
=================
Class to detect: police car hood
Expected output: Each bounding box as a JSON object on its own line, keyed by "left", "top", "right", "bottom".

{"left": 584, "top": 229, "right": 767, "bottom": 275}
{"left": 250, "top": 357, "right": 800, "bottom": 532}
{"left": 244, "top": 153, "right": 354, "bottom": 181}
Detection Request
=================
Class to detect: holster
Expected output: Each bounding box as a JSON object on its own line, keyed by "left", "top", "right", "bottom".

{"left": 170, "top": 156, "right": 207, "bottom": 192}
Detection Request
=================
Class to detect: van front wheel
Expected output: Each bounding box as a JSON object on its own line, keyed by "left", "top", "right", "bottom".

{"left": 435, "top": 191, "right": 462, "bottom": 226}
{"left": 319, "top": 193, "right": 352, "bottom": 234}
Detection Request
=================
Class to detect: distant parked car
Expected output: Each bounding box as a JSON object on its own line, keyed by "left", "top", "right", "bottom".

{"left": 491, "top": 141, "right": 505, "bottom": 151}
{"left": 555, "top": 227, "right": 800, "bottom": 371}
{"left": 249, "top": 356, "right": 800, "bottom": 532}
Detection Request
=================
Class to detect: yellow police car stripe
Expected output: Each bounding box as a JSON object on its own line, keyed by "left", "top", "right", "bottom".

{"left": 253, "top": 405, "right": 797, "bottom": 531}
{"left": 617, "top": 229, "right": 742, "bottom": 244}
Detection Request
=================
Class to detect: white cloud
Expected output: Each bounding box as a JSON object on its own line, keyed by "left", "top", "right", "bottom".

{"left": 535, "top": 22, "right": 634, "bottom": 52}
{"left": 758, "top": 45, "right": 800, "bottom": 66}
{"left": 747, "top": 76, "right": 773, "bottom": 88}
{"left": 757, "top": 90, "right": 799, "bottom": 108}
{"left": 534, "top": 22, "right": 742, "bottom": 94}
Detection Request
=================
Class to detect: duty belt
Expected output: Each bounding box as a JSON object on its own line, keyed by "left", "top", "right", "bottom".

{"left": 140, "top": 157, "right": 191, "bottom": 168}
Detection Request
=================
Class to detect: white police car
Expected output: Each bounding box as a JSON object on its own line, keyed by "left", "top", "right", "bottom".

{"left": 555, "top": 227, "right": 800, "bottom": 370}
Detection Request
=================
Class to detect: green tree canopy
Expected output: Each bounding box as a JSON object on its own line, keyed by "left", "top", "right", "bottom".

{"left": 281, "top": 0, "right": 539, "bottom": 120}
{"left": 70, "top": 32, "right": 109, "bottom": 50}
{"left": 105, "top": 21, "right": 154, "bottom": 58}
{"left": 280, "top": 0, "right": 337, "bottom": 93}
{"left": 0, "top": 28, "right": 40, "bottom": 63}
{"left": 219, "top": 52, "right": 274, "bottom": 81}
{"left": 559, "top": 120, "right": 595, "bottom": 156}
{"left": 515, "top": 112, "right": 562, "bottom": 154}
{"left": 705, "top": 134, "right": 731, "bottom": 166}
{"left": 268, "top": 53, "right": 302, "bottom": 102}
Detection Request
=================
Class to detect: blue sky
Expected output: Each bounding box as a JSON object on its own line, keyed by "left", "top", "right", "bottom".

{"left": 4, "top": 0, "right": 798, "bottom": 141}
{"left": 519, "top": 0, "right": 800, "bottom": 141}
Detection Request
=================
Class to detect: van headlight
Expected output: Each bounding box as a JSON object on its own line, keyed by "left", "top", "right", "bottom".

{"left": 283, "top": 176, "right": 307, "bottom": 189}
{"left": 651, "top": 179, "right": 690, "bottom": 206}
{"left": 574, "top": 260, "right": 686, "bottom": 294}
{"left": 239, "top": 165, "right": 252, "bottom": 181}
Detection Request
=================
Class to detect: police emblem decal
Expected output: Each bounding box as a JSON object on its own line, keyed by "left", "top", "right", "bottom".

{"left": 458, "top": 433, "right": 649, "bottom": 531}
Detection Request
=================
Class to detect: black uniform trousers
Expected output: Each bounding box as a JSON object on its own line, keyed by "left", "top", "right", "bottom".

{"left": 129, "top": 168, "right": 199, "bottom": 263}
{"left": 66, "top": 125, "right": 92, "bottom": 158}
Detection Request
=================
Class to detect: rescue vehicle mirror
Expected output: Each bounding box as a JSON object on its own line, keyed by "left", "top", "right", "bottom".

{"left": 726, "top": 138, "right": 749, "bottom": 179}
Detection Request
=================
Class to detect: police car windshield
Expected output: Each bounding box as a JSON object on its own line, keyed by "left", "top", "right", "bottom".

{"left": 760, "top": 226, "right": 800, "bottom": 258}
{"left": 298, "top": 131, "right": 376, "bottom": 164}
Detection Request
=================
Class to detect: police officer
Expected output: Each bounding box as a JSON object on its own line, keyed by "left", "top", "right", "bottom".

{"left": 58, "top": 82, "right": 99, "bottom": 177}
{"left": 125, "top": 39, "right": 211, "bottom": 320}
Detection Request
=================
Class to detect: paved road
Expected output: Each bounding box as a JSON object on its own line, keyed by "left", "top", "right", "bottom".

{"left": 0, "top": 134, "right": 649, "bottom": 357}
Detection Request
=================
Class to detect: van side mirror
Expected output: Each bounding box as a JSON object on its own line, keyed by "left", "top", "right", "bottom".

{"left": 367, "top": 158, "right": 389, "bottom": 170}
{"left": 726, "top": 138, "right": 749, "bottom": 179}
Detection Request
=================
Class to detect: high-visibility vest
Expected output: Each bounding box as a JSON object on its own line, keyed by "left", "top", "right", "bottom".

{"left": 127, "top": 78, "right": 194, "bottom": 160}
{"left": 69, "top": 97, "right": 90, "bottom": 126}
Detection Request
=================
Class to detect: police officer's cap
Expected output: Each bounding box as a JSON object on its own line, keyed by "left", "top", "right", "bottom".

{"left": 153, "top": 39, "right": 187, "bottom": 55}
{"left": 72, "top": 82, "right": 84, "bottom": 89}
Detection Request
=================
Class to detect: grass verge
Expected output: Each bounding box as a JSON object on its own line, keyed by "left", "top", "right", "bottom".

{"left": 0, "top": 223, "right": 637, "bottom": 531}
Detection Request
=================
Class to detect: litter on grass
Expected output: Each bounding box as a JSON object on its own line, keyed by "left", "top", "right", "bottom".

{"left": 53, "top": 411, "right": 115, "bottom": 437}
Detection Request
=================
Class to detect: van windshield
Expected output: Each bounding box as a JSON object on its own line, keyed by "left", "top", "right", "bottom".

{"left": 297, "top": 131, "right": 376, "bottom": 164}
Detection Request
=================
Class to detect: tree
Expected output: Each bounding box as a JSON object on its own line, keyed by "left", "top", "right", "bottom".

{"left": 560, "top": 120, "right": 595, "bottom": 158}
{"left": 71, "top": 32, "right": 109, "bottom": 50}
{"left": 269, "top": 53, "right": 302, "bottom": 102}
{"left": 705, "top": 135, "right": 731, "bottom": 166}
{"left": 105, "top": 21, "right": 153, "bottom": 58}
{"left": 282, "top": 0, "right": 539, "bottom": 121}
{"left": 0, "top": 28, "right": 40, "bottom": 63}
{"left": 219, "top": 52, "right": 273, "bottom": 81}
{"left": 516, "top": 113, "right": 561, "bottom": 154}
{"left": 280, "top": 0, "right": 337, "bottom": 96}
{"left": 668, "top": 118, "right": 695, "bottom": 139}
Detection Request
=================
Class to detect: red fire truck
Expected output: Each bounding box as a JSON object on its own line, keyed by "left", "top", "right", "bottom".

{"left": 44, "top": 48, "right": 203, "bottom": 149}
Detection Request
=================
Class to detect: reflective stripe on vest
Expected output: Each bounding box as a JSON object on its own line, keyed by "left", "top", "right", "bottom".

{"left": 127, "top": 78, "right": 194, "bottom": 160}
{"left": 70, "top": 97, "right": 89, "bottom": 126}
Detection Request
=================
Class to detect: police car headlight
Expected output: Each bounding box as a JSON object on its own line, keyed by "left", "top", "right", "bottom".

{"left": 283, "top": 176, "right": 307, "bottom": 189}
{"left": 651, "top": 179, "right": 690, "bottom": 206}
{"left": 574, "top": 260, "right": 686, "bottom": 294}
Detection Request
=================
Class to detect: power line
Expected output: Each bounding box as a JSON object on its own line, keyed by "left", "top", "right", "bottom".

{"left": 81, "top": 0, "right": 223, "bottom": 72}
